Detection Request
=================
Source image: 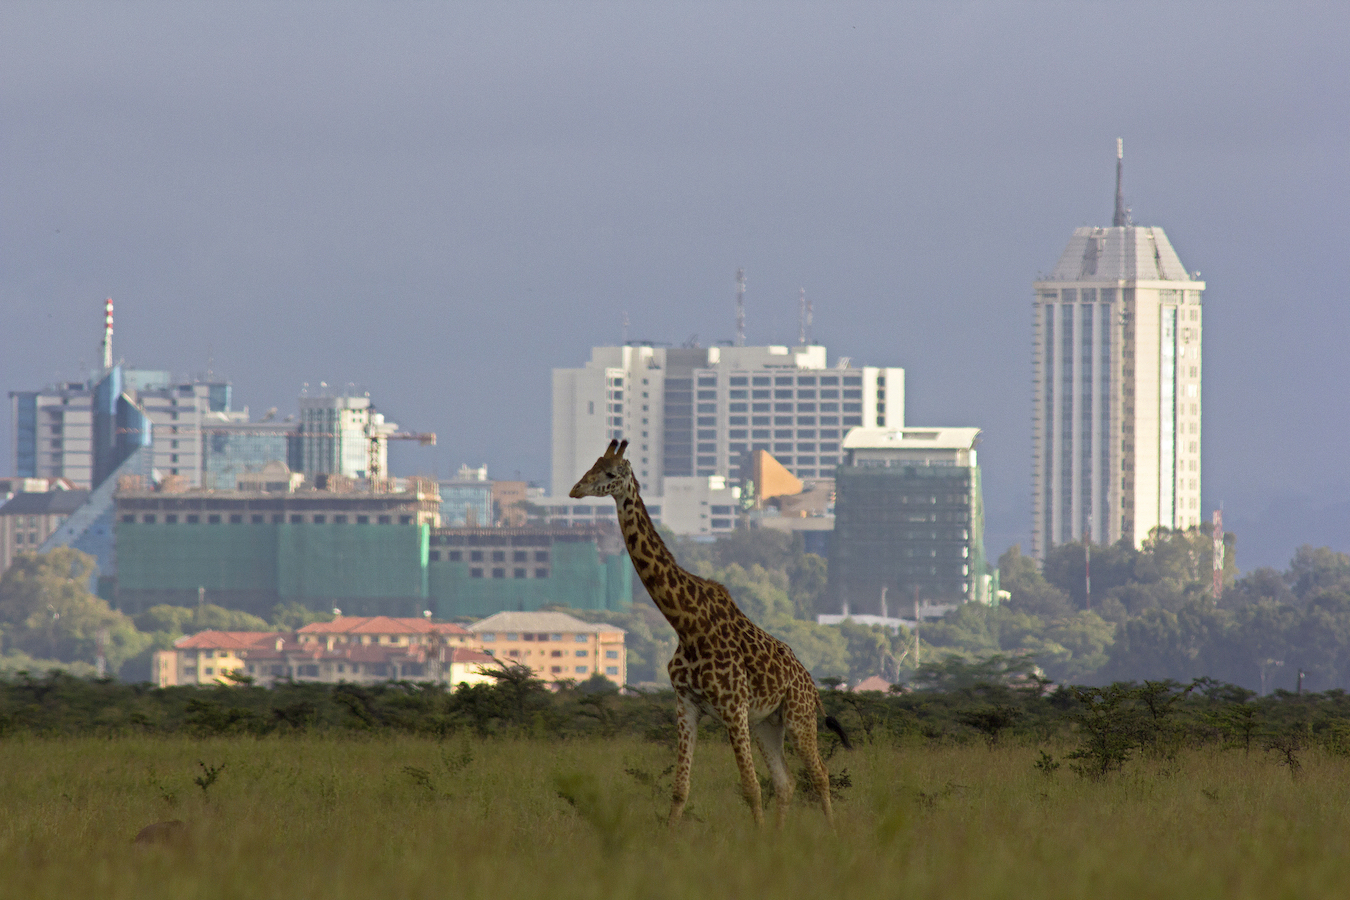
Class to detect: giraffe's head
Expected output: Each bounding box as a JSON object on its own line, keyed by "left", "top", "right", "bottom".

{"left": 569, "top": 439, "right": 634, "bottom": 498}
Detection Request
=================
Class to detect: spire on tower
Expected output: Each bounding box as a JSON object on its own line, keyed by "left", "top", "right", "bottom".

{"left": 1112, "top": 137, "right": 1129, "bottom": 227}
{"left": 101, "top": 297, "right": 114, "bottom": 371}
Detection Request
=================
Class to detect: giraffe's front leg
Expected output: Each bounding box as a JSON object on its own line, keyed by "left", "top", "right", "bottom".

{"left": 669, "top": 691, "right": 699, "bottom": 826}
{"left": 726, "top": 705, "right": 764, "bottom": 826}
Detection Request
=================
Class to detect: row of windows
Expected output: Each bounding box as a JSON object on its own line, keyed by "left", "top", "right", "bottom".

{"left": 122, "top": 513, "right": 414, "bottom": 525}
{"left": 725, "top": 402, "right": 861, "bottom": 414}
{"left": 711, "top": 374, "right": 865, "bottom": 387}
{"left": 481, "top": 632, "right": 614, "bottom": 647}
{"left": 467, "top": 567, "right": 551, "bottom": 579}
{"left": 430, "top": 549, "right": 549, "bottom": 563}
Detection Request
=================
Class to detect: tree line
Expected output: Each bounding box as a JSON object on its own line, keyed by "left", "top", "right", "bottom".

{"left": 3, "top": 529, "right": 1350, "bottom": 694}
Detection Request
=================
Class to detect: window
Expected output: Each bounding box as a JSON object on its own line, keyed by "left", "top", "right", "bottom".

{"left": 333, "top": 515, "right": 347, "bottom": 524}
{"left": 186, "top": 515, "right": 199, "bottom": 524}
{"left": 229, "top": 514, "right": 243, "bottom": 524}
{"left": 480, "top": 633, "right": 495, "bottom": 641}
{"left": 143, "top": 514, "right": 156, "bottom": 524}
{"left": 207, "top": 514, "right": 221, "bottom": 524}
{"left": 535, "top": 568, "right": 548, "bottom": 578}
{"left": 165, "top": 515, "right": 178, "bottom": 524}
{"left": 551, "top": 666, "right": 562, "bottom": 674}
{"left": 251, "top": 514, "right": 264, "bottom": 524}
{"left": 290, "top": 514, "right": 303, "bottom": 524}
{"left": 492, "top": 568, "right": 505, "bottom": 578}
{"left": 606, "top": 667, "right": 619, "bottom": 676}
{"left": 606, "top": 650, "right": 619, "bottom": 659}
{"left": 534, "top": 550, "right": 549, "bottom": 562}
{"left": 514, "top": 568, "right": 526, "bottom": 578}
{"left": 121, "top": 514, "right": 135, "bottom": 524}
{"left": 470, "top": 568, "right": 483, "bottom": 578}
{"left": 312, "top": 515, "right": 325, "bottom": 524}
{"left": 399, "top": 515, "right": 413, "bottom": 525}
{"left": 470, "top": 551, "right": 483, "bottom": 562}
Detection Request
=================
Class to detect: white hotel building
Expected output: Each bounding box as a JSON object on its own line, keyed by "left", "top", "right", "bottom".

{"left": 1031, "top": 153, "right": 1204, "bottom": 556}
{"left": 550, "top": 344, "right": 904, "bottom": 535}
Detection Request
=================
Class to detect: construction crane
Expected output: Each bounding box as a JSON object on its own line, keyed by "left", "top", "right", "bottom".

{"left": 367, "top": 427, "right": 436, "bottom": 487}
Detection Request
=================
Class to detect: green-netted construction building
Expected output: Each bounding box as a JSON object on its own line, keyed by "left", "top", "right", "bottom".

{"left": 112, "top": 484, "right": 631, "bottom": 617}
{"left": 827, "top": 427, "right": 996, "bottom": 614}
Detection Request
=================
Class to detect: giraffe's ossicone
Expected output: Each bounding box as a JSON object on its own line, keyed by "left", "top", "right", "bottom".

{"left": 570, "top": 438, "right": 851, "bottom": 827}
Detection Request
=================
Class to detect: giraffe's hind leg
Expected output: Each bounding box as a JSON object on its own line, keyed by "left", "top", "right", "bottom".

{"left": 669, "top": 691, "right": 699, "bottom": 826}
{"left": 787, "top": 704, "right": 833, "bottom": 824}
{"left": 752, "top": 713, "right": 792, "bottom": 829}
{"left": 726, "top": 706, "right": 764, "bottom": 825}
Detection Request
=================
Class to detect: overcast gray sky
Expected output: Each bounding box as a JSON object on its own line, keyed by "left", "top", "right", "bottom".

{"left": 3, "top": 2, "right": 1347, "bottom": 570}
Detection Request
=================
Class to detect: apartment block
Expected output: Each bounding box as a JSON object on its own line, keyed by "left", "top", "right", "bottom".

{"left": 469, "top": 610, "right": 626, "bottom": 687}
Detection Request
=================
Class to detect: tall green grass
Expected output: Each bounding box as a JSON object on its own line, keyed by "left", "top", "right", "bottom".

{"left": 1, "top": 734, "right": 1347, "bottom": 899}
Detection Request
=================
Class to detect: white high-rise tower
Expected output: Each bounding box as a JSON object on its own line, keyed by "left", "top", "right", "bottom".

{"left": 1031, "top": 141, "right": 1205, "bottom": 557}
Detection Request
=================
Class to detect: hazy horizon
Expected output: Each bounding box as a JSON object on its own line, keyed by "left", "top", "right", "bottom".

{"left": 3, "top": 2, "right": 1347, "bottom": 572}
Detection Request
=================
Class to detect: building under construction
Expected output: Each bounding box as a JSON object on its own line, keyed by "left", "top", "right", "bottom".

{"left": 113, "top": 480, "right": 631, "bottom": 618}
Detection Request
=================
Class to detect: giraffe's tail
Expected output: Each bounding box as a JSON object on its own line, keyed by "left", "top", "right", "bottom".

{"left": 824, "top": 715, "right": 853, "bottom": 750}
{"left": 816, "top": 692, "right": 853, "bottom": 750}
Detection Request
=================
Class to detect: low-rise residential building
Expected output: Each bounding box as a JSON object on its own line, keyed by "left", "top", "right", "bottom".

{"left": 152, "top": 618, "right": 495, "bottom": 688}
{"left": 469, "top": 610, "right": 626, "bottom": 687}
{"left": 295, "top": 615, "right": 476, "bottom": 650}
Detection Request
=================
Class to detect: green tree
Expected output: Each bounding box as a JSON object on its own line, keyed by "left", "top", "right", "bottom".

{"left": 1287, "top": 546, "right": 1350, "bottom": 601}
{"left": 269, "top": 601, "right": 335, "bottom": 631}
{"left": 998, "top": 545, "right": 1071, "bottom": 618}
{"left": 0, "top": 549, "right": 149, "bottom": 673}
{"left": 787, "top": 553, "right": 828, "bottom": 620}
{"left": 133, "top": 603, "right": 272, "bottom": 635}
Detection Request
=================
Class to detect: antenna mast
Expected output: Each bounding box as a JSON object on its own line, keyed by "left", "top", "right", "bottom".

{"left": 734, "top": 268, "right": 746, "bottom": 346}
{"left": 621, "top": 310, "right": 630, "bottom": 345}
{"left": 1112, "top": 137, "right": 1129, "bottom": 227}
{"left": 101, "top": 297, "right": 114, "bottom": 371}
{"left": 797, "top": 288, "right": 812, "bottom": 345}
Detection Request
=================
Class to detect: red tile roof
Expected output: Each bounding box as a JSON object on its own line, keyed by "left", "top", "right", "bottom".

{"left": 173, "top": 631, "right": 288, "bottom": 650}
{"left": 297, "top": 616, "right": 464, "bottom": 636}
{"left": 445, "top": 647, "right": 496, "bottom": 666}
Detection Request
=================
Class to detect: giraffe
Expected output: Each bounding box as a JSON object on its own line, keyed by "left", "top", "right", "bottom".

{"left": 570, "top": 439, "right": 851, "bottom": 827}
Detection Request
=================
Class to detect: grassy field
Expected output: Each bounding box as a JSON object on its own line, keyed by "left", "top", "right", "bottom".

{"left": 1, "top": 734, "right": 1348, "bottom": 899}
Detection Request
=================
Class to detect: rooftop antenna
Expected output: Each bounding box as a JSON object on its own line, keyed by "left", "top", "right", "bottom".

{"left": 734, "top": 268, "right": 746, "bottom": 346}
{"left": 101, "top": 297, "right": 114, "bottom": 371}
{"left": 1112, "top": 137, "right": 1130, "bottom": 227}
{"left": 621, "top": 310, "right": 630, "bottom": 345}
{"left": 797, "top": 288, "right": 812, "bottom": 346}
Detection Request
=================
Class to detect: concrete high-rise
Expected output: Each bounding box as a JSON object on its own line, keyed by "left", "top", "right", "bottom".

{"left": 1032, "top": 142, "right": 1205, "bottom": 557}
{"left": 553, "top": 343, "right": 903, "bottom": 495}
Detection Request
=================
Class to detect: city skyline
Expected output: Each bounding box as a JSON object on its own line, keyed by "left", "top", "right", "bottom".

{"left": 3, "top": 4, "right": 1347, "bottom": 570}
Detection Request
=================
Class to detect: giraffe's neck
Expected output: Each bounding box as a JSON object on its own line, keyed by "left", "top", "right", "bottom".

{"left": 612, "top": 475, "right": 708, "bottom": 636}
